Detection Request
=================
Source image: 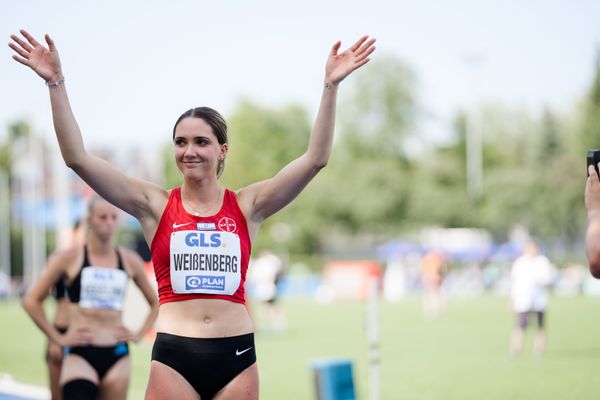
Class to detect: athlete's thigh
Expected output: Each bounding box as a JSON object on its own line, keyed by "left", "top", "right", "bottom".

{"left": 99, "top": 356, "right": 130, "bottom": 400}
{"left": 214, "top": 362, "right": 259, "bottom": 400}
{"left": 60, "top": 354, "right": 99, "bottom": 385}
{"left": 145, "top": 360, "right": 199, "bottom": 400}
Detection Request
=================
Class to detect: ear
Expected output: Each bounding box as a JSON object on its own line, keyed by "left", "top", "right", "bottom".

{"left": 220, "top": 143, "right": 229, "bottom": 160}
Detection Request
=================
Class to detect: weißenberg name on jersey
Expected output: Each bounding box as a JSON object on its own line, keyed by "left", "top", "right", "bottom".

{"left": 173, "top": 253, "right": 239, "bottom": 272}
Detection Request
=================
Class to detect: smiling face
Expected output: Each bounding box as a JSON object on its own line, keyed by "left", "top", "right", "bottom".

{"left": 173, "top": 117, "right": 228, "bottom": 179}
{"left": 172, "top": 107, "right": 229, "bottom": 179}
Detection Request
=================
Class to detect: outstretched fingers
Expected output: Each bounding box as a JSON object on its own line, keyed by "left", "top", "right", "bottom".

{"left": 355, "top": 38, "right": 376, "bottom": 57}
{"left": 10, "top": 33, "right": 33, "bottom": 53}
{"left": 20, "top": 29, "right": 41, "bottom": 48}
{"left": 8, "top": 40, "right": 31, "bottom": 66}
{"left": 45, "top": 34, "right": 56, "bottom": 51}
{"left": 10, "top": 54, "right": 29, "bottom": 67}
{"left": 8, "top": 31, "right": 36, "bottom": 66}
{"left": 8, "top": 41, "right": 30, "bottom": 60}
{"left": 330, "top": 40, "right": 342, "bottom": 56}
{"left": 353, "top": 56, "right": 372, "bottom": 70}
{"left": 349, "top": 35, "right": 369, "bottom": 52}
{"left": 354, "top": 43, "right": 376, "bottom": 64}
{"left": 350, "top": 38, "right": 375, "bottom": 71}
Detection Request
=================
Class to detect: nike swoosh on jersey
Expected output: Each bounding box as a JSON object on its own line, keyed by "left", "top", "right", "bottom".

{"left": 236, "top": 347, "right": 253, "bottom": 356}
{"left": 172, "top": 222, "right": 195, "bottom": 229}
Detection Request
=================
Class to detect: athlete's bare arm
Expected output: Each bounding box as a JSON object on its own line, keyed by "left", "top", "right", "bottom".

{"left": 237, "top": 36, "right": 376, "bottom": 226}
{"left": 9, "top": 30, "right": 166, "bottom": 227}
{"left": 22, "top": 249, "right": 93, "bottom": 347}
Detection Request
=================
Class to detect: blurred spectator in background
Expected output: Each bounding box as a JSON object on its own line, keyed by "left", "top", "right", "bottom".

{"left": 554, "top": 262, "right": 586, "bottom": 297}
{"left": 0, "top": 271, "right": 9, "bottom": 299}
{"left": 420, "top": 250, "right": 449, "bottom": 318}
{"left": 45, "top": 219, "right": 86, "bottom": 400}
{"left": 383, "top": 258, "right": 407, "bottom": 303}
{"left": 248, "top": 250, "right": 287, "bottom": 332}
{"left": 21, "top": 197, "right": 159, "bottom": 399}
{"left": 509, "top": 241, "right": 556, "bottom": 357}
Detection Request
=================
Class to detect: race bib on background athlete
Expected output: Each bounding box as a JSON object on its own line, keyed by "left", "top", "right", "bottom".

{"left": 79, "top": 266, "right": 128, "bottom": 310}
{"left": 170, "top": 230, "right": 241, "bottom": 295}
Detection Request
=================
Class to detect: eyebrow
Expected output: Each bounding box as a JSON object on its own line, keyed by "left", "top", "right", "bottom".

{"left": 174, "top": 135, "right": 212, "bottom": 140}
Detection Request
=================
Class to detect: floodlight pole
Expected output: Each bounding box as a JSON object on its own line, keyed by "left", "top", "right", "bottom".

{"left": 0, "top": 169, "right": 10, "bottom": 292}
{"left": 466, "top": 114, "right": 483, "bottom": 199}
{"left": 23, "top": 134, "right": 46, "bottom": 286}
{"left": 367, "top": 277, "right": 380, "bottom": 400}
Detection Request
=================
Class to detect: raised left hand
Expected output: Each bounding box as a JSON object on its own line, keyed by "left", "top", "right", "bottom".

{"left": 9, "top": 29, "right": 63, "bottom": 83}
{"left": 325, "top": 35, "right": 376, "bottom": 86}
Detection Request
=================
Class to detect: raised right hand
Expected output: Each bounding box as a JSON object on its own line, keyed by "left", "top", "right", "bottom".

{"left": 9, "top": 29, "right": 63, "bottom": 83}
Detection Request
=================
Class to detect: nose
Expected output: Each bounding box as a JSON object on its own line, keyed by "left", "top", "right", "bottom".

{"left": 183, "top": 143, "right": 197, "bottom": 159}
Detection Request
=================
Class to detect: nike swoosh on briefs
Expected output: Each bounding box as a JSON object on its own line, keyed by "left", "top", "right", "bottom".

{"left": 236, "top": 347, "right": 253, "bottom": 356}
{"left": 172, "top": 222, "right": 194, "bottom": 229}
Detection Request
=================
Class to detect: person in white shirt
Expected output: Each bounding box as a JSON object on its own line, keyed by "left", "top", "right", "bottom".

{"left": 509, "top": 241, "right": 555, "bottom": 356}
{"left": 248, "top": 250, "right": 287, "bottom": 332}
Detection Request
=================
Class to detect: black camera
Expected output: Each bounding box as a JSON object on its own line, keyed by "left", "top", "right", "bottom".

{"left": 587, "top": 149, "right": 600, "bottom": 176}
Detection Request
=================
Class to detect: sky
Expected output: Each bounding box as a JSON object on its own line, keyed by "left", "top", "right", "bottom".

{"left": 2, "top": 0, "right": 600, "bottom": 155}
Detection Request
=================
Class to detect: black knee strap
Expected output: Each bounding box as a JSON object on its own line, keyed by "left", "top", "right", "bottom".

{"left": 62, "top": 379, "right": 98, "bottom": 400}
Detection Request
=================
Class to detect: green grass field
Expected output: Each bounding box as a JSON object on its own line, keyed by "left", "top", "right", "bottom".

{"left": 1, "top": 295, "right": 599, "bottom": 399}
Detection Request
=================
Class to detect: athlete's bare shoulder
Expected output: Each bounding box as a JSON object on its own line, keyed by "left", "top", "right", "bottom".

{"left": 48, "top": 245, "right": 85, "bottom": 280}
{"left": 136, "top": 185, "right": 172, "bottom": 234}
{"left": 51, "top": 245, "right": 83, "bottom": 263}
{"left": 233, "top": 181, "right": 268, "bottom": 220}
{"left": 140, "top": 181, "right": 171, "bottom": 218}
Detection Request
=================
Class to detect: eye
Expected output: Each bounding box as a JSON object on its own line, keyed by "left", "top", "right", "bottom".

{"left": 174, "top": 138, "right": 185, "bottom": 146}
{"left": 195, "top": 137, "right": 209, "bottom": 145}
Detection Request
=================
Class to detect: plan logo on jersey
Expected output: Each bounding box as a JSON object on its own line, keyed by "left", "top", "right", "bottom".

{"left": 197, "top": 222, "right": 216, "bottom": 231}
{"left": 185, "top": 275, "right": 225, "bottom": 291}
{"left": 218, "top": 217, "right": 237, "bottom": 233}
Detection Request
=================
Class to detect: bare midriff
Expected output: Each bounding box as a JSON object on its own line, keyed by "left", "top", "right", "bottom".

{"left": 68, "top": 305, "right": 124, "bottom": 346}
{"left": 156, "top": 299, "right": 253, "bottom": 338}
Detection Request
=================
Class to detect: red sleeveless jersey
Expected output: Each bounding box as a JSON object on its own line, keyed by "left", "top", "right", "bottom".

{"left": 150, "top": 188, "right": 251, "bottom": 305}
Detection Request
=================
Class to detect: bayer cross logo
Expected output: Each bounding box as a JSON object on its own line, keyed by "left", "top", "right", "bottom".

{"left": 218, "top": 217, "right": 237, "bottom": 232}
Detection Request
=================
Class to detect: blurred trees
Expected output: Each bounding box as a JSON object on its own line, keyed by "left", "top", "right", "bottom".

{"left": 3, "top": 51, "right": 596, "bottom": 279}
{"left": 154, "top": 52, "right": 597, "bottom": 262}
{"left": 578, "top": 52, "right": 600, "bottom": 155}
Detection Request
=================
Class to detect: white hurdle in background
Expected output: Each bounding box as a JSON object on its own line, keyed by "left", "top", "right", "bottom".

{"left": 367, "top": 277, "right": 380, "bottom": 400}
